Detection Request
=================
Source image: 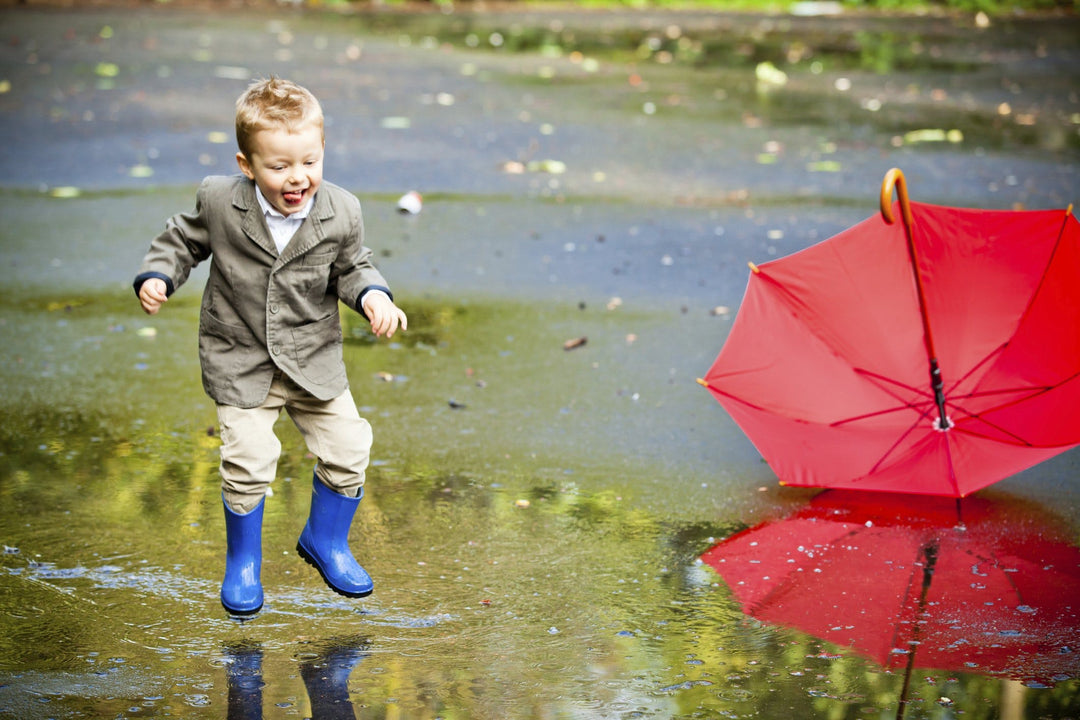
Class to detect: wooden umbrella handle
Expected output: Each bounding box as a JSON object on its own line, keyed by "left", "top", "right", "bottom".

{"left": 880, "top": 167, "right": 915, "bottom": 228}
{"left": 879, "top": 167, "right": 952, "bottom": 432}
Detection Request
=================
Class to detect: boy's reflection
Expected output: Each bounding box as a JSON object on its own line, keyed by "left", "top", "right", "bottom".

{"left": 225, "top": 636, "right": 370, "bottom": 719}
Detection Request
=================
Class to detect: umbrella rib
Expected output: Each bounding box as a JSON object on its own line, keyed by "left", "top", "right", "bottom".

{"left": 706, "top": 359, "right": 1075, "bottom": 452}
{"left": 864, "top": 411, "right": 937, "bottom": 478}
{"left": 832, "top": 369, "right": 955, "bottom": 489}
{"left": 859, "top": 342, "right": 1008, "bottom": 428}
{"left": 837, "top": 376, "right": 1057, "bottom": 449}
{"left": 932, "top": 207, "right": 1077, "bottom": 446}
{"left": 946, "top": 379, "right": 1075, "bottom": 447}
{"left": 832, "top": 369, "right": 932, "bottom": 427}
{"left": 696, "top": 379, "right": 775, "bottom": 414}
{"left": 1006, "top": 208, "right": 1076, "bottom": 340}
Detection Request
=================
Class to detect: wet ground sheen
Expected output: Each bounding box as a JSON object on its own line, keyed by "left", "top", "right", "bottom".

{"left": 1, "top": 4, "right": 1079, "bottom": 719}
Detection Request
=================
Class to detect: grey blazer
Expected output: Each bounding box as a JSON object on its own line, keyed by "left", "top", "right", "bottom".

{"left": 134, "top": 175, "right": 392, "bottom": 408}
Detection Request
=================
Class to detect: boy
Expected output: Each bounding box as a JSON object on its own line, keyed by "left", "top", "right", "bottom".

{"left": 134, "top": 77, "right": 406, "bottom": 615}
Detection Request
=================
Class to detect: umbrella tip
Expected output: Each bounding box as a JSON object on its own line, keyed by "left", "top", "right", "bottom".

{"left": 748, "top": 261, "right": 760, "bottom": 274}
{"left": 696, "top": 377, "right": 708, "bottom": 387}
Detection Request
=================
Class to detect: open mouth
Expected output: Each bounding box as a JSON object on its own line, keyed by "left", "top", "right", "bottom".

{"left": 283, "top": 189, "right": 307, "bottom": 206}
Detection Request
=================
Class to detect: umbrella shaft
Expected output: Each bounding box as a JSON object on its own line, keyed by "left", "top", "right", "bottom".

{"left": 928, "top": 358, "right": 951, "bottom": 430}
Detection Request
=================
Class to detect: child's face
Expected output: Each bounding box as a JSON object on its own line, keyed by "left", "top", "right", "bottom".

{"left": 236, "top": 123, "right": 324, "bottom": 217}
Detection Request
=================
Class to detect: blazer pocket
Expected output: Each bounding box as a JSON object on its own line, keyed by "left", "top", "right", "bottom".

{"left": 292, "top": 313, "right": 345, "bottom": 385}
{"left": 199, "top": 309, "right": 253, "bottom": 353}
{"left": 199, "top": 310, "right": 257, "bottom": 389}
{"left": 297, "top": 249, "right": 336, "bottom": 301}
{"left": 303, "top": 249, "right": 337, "bottom": 267}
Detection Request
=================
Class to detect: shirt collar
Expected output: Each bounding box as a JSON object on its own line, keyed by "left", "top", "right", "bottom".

{"left": 254, "top": 185, "right": 313, "bottom": 221}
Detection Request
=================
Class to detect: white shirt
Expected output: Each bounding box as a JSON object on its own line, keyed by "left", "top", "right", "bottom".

{"left": 255, "top": 186, "right": 311, "bottom": 253}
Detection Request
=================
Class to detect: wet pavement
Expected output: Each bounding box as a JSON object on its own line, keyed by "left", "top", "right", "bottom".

{"left": 1, "top": 3, "right": 1079, "bottom": 718}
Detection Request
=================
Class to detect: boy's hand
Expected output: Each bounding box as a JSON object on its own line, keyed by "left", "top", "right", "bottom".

{"left": 362, "top": 292, "right": 408, "bottom": 339}
{"left": 139, "top": 278, "right": 169, "bottom": 315}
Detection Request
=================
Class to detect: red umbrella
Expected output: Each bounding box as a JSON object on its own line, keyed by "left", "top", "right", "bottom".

{"left": 700, "top": 491, "right": 1080, "bottom": 686}
{"left": 698, "top": 169, "right": 1080, "bottom": 496}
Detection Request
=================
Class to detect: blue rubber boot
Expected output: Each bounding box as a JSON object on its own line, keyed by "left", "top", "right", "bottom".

{"left": 296, "top": 475, "right": 373, "bottom": 598}
{"left": 221, "top": 496, "right": 265, "bottom": 615}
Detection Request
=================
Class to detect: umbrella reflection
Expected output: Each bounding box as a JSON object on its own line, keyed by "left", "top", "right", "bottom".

{"left": 701, "top": 491, "right": 1080, "bottom": 713}
{"left": 224, "top": 636, "right": 369, "bottom": 720}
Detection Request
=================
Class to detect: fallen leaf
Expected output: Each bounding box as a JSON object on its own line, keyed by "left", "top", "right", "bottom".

{"left": 563, "top": 337, "right": 587, "bottom": 351}
{"left": 526, "top": 159, "right": 567, "bottom": 174}
{"left": 46, "top": 300, "right": 86, "bottom": 312}
{"left": 755, "top": 61, "right": 787, "bottom": 86}
{"left": 903, "top": 128, "right": 961, "bottom": 144}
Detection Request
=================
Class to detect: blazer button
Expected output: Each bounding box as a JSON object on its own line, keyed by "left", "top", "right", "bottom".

{"left": 269, "top": 303, "right": 279, "bottom": 314}
{"left": 271, "top": 345, "right": 281, "bottom": 355}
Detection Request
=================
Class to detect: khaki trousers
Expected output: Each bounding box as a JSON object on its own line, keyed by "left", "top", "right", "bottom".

{"left": 217, "top": 372, "right": 371, "bottom": 514}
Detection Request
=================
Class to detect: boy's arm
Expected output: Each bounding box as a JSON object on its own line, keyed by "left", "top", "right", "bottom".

{"left": 334, "top": 206, "right": 406, "bottom": 336}
{"left": 133, "top": 178, "right": 215, "bottom": 308}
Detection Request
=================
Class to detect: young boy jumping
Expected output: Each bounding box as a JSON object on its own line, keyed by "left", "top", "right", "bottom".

{"left": 134, "top": 77, "right": 406, "bottom": 615}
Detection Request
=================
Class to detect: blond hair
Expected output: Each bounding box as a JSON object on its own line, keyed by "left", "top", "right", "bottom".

{"left": 235, "top": 77, "right": 324, "bottom": 159}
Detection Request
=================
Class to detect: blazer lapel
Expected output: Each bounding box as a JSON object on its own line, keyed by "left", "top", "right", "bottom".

{"left": 276, "top": 189, "right": 335, "bottom": 269}
{"left": 233, "top": 179, "right": 279, "bottom": 259}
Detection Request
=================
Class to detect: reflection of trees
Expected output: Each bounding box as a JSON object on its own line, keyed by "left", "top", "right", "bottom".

{"left": 3, "top": 301, "right": 1079, "bottom": 717}
{"left": 4, "top": 416, "right": 1080, "bottom": 717}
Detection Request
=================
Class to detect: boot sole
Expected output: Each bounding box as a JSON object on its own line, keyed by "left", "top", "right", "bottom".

{"left": 221, "top": 600, "right": 263, "bottom": 617}
{"left": 296, "top": 542, "right": 373, "bottom": 598}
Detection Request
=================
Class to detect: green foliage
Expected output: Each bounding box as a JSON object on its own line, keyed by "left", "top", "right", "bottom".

{"left": 851, "top": 0, "right": 1077, "bottom": 12}
{"left": 344, "top": 0, "right": 1078, "bottom": 15}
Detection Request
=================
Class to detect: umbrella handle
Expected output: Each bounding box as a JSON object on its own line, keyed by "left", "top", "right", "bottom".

{"left": 880, "top": 168, "right": 915, "bottom": 229}
{"left": 880, "top": 170, "right": 921, "bottom": 308}
{"left": 880, "top": 168, "right": 953, "bottom": 433}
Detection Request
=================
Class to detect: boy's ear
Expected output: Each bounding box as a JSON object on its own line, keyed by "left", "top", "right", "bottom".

{"left": 236, "top": 152, "right": 255, "bottom": 180}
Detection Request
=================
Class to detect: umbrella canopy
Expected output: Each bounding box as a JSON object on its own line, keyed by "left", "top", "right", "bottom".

{"left": 699, "top": 169, "right": 1080, "bottom": 496}
{"left": 700, "top": 490, "right": 1080, "bottom": 684}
